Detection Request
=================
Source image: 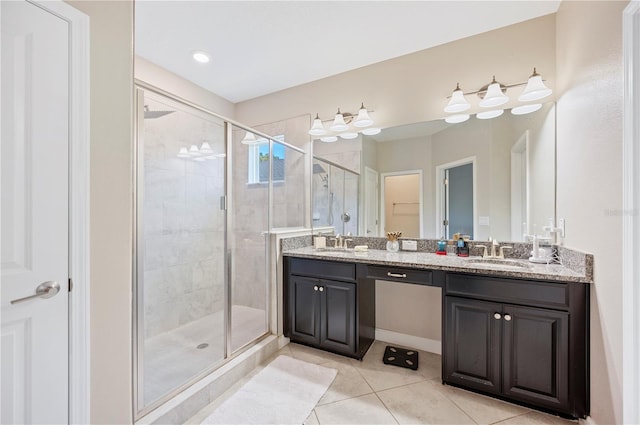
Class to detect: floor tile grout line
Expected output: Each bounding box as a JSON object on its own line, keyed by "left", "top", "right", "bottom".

{"left": 436, "top": 385, "right": 482, "bottom": 425}
{"left": 371, "top": 390, "right": 402, "bottom": 425}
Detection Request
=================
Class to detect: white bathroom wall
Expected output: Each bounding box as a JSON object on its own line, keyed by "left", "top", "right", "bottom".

{"left": 64, "top": 1, "right": 133, "bottom": 423}
{"left": 555, "top": 1, "right": 627, "bottom": 424}
{"left": 136, "top": 56, "right": 235, "bottom": 119}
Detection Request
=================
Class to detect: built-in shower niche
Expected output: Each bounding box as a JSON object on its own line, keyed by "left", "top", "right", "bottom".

{"left": 312, "top": 157, "right": 359, "bottom": 236}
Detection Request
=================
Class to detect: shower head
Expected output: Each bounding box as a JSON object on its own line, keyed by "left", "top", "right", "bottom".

{"left": 143, "top": 105, "right": 175, "bottom": 119}
{"left": 313, "top": 163, "right": 326, "bottom": 174}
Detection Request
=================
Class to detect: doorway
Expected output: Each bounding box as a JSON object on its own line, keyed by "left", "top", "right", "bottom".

{"left": 436, "top": 158, "right": 476, "bottom": 239}
{"left": 1, "top": 1, "right": 90, "bottom": 423}
{"left": 380, "top": 171, "right": 423, "bottom": 238}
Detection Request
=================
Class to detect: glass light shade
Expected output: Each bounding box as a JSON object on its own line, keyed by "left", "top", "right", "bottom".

{"left": 199, "top": 142, "right": 213, "bottom": 154}
{"left": 444, "top": 114, "right": 470, "bottom": 124}
{"left": 177, "top": 147, "right": 190, "bottom": 158}
{"left": 361, "top": 127, "right": 381, "bottom": 135}
{"left": 479, "top": 81, "right": 509, "bottom": 108}
{"left": 354, "top": 105, "right": 373, "bottom": 128}
{"left": 329, "top": 110, "right": 348, "bottom": 132}
{"left": 511, "top": 103, "right": 542, "bottom": 115}
{"left": 444, "top": 85, "right": 471, "bottom": 113}
{"left": 320, "top": 136, "right": 338, "bottom": 143}
{"left": 188, "top": 145, "right": 200, "bottom": 155}
{"left": 340, "top": 132, "right": 358, "bottom": 140}
{"left": 477, "top": 109, "right": 504, "bottom": 120}
{"left": 308, "top": 115, "right": 327, "bottom": 136}
{"left": 241, "top": 131, "right": 257, "bottom": 145}
{"left": 518, "top": 75, "right": 552, "bottom": 102}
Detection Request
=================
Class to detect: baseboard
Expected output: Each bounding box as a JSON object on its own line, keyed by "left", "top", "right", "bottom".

{"left": 375, "top": 328, "right": 441, "bottom": 355}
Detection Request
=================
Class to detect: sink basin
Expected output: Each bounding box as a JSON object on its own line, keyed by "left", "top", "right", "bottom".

{"left": 466, "top": 258, "right": 532, "bottom": 270}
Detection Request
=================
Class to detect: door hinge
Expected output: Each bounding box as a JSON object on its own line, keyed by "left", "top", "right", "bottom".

{"left": 220, "top": 195, "right": 227, "bottom": 211}
{"left": 68, "top": 278, "right": 73, "bottom": 292}
{"left": 443, "top": 178, "right": 448, "bottom": 185}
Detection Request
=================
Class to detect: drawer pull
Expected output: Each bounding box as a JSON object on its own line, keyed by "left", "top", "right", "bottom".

{"left": 387, "top": 272, "right": 407, "bottom": 278}
{"left": 319, "top": 286, "right": 324, "bottom": 292}
{"left": 494, "top": 313, "right": 502, "bottom": 320}
{"left": 314, "top": 285, "right": 319, "bottom": 291}
{"left": 504, "top": 314, "right": 512, "bottom": 321}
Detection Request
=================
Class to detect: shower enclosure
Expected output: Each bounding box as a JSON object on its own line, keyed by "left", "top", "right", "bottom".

{"left": 312, "top": 157, "right": 359, "bottom": 235}
{"left": 133, "top": 84, "right": 306, "bottom": 417}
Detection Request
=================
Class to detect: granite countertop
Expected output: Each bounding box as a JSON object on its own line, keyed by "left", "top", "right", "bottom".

{"left": 283, "top": 246, "right": 592, "bottom": 284}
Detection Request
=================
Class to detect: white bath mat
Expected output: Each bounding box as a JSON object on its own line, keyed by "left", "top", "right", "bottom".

{"left": 202, "top": 355, "right": 337, "bottom": 424}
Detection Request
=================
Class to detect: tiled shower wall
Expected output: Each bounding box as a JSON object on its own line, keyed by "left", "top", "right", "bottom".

{"left": 231, "top": 116, "right": 309, "bottom": 310}
{"left": 143, "top": 97, "right": 226, "bottom": 338}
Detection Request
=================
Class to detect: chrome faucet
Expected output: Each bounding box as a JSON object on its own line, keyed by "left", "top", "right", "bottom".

{"left": 474, "top": 239, "right": 512, "bottom": 259}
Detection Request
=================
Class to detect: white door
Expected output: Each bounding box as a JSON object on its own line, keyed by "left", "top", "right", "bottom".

{"left": 364, "top": 167, "right": 379, "bottom": 236}
{"left": 1, "top": 1, "right": 70, "bottom": 423}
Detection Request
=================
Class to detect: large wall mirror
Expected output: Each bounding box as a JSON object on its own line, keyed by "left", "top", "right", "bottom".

{"left": 311, "top": 102, "right": 556, "bottom": 242}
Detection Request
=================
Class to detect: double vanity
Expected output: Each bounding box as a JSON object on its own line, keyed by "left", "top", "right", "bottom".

{"left": 283, "top": 243, "right": 591, "bottom": 419}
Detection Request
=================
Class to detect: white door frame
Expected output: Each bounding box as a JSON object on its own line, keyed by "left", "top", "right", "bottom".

{"left": 510, "top": 131, "right": 530, "bottom": 241}
{"left": 623, "top": 2, "right": 640, "bottom": 424}
{"left": 19, "top": 1, "right": 91, "bottom": 422}
{"left": 363, "top": 166, "right": 379, "bottom": 237}
{"left": 380, "top": 170, "right": 424, "bottom": 238}
{"left": 435, "top": 157, "right": 477, "bottom": 240}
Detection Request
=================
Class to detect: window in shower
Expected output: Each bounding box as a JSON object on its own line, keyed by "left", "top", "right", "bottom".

{"left": 247, "top": 135, "right": 285, "bottom": 184}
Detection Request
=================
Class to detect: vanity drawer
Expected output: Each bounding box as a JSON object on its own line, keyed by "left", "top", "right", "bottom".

{"left": 366, "top": 265, "right": 434, "bottom": 286}
{"left": 289, "top": 258, "right": 356, "bottom": 281}
{"left": 445, "top": 273, "right": 570, "bottom": 309}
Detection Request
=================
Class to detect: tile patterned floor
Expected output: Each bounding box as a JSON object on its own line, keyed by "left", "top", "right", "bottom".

{"left": 188, "top": 341, "right": 578, "bottom": 425}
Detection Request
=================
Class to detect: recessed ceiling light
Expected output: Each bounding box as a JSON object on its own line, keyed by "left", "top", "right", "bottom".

{"left": 192, "top": 50, "right": 211, "bottom": 64}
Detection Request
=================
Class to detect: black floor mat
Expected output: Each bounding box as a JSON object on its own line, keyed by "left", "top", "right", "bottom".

{"left": 382, "top": 345, "right": 419, "bottom": 370}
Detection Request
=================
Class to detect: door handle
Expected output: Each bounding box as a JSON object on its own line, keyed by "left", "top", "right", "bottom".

{"left": 504, "top": 314, "right": 512, "bottom": 321}
{"left": 313, "top": 285, "right": 319, "bottom": 291}
{"left": 319, "top": 286, "right": 324, "bottom": 292}
{"left": 387, "top": 272, "right": 407, "bottom": 278}
{"left": 494, "top": 313, "right": 502, "bottom": 320}
{"left": 10, "top": 281, "right": 61, "bottom": 304}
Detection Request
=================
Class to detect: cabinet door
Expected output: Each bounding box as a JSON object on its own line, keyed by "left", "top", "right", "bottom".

{"left": 444, "top": 296, "right": 502, "bottom": 394}
{"left": 502, "top": 304, "right": 569, "bottom": 412}
{"left": 319, "top": 279, "right": 356, "bottom": 355}
{"left": 289, "top": 276, "right": 321, "bottom": 345}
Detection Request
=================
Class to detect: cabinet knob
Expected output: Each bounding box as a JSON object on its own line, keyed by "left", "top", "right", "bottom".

{"left": 494, "top": 313, "right": 502, "bottom": 320}
{"left": 319, "top": 286, "right": 324, "bottom": 292}
{"left": 314, "top": 285, "right": 319, "bottom": 291}
{"left": 504, "top": 314, "right": 512, "bottom": 321}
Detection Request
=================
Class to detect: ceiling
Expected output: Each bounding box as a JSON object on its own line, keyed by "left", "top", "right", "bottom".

{"left": 135, "top": 1, "right": 561, "bottom": 104}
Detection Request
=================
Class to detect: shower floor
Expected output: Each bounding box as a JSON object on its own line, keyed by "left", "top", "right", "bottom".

{"left": 143, "top": 305, "right": 267, "bottom": 406}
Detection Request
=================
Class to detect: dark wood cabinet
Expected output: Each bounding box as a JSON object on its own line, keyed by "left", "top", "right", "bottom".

{"left": 443, "top": 273, "right": 587, "bottom": 419}
{"left": 284, "top": 257, "right": 374, "bottom": 359}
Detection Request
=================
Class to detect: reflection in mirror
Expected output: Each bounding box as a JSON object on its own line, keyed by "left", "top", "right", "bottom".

{"left": 312, "top": 102, "right": 556, "bottom": 242}
{"left": 312, "top": 157, "right": 359, "bottom": 235}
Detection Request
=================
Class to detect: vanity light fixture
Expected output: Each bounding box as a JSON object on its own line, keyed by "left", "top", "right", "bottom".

{"left": 177, "top": 147, "right": 190, "bottom": 158}
{"left": 477, "top": 109, "right": 504, "bottom": 120}
{"left": 518, "top": 68, "right": 552, "bottom": 102}
{"left": 511, "top": 103, "right": 542, "bottom": 115}
{"left": 444, "top": 83, "right": 471, "bottom": 113}
{"left": 443, "top": 68, "right": 553, "bottom": 123}
{"left": 445, "top": 114, "right": 470, "bottom": 124}
{"left": 188, "top": 145, "right": 200, "bottom": 155}
{"left": 329, "top": 109, "right": 349, "bottom": 132}
{"left": 199, "top": 141, "right": 213, "bottom": 154}
{"left": 192, "top": 50, "right": 211, "bottom": 64}
{"left": 309, "top": 114, "right": 327, "bottom": 136}
{"left": 309, "top": 103, "right": 379, "bottom": 142}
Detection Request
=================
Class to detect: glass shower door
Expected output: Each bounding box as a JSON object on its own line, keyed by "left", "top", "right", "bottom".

{"left": 135, "top": 89, "right": 227, "bottom": 412}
